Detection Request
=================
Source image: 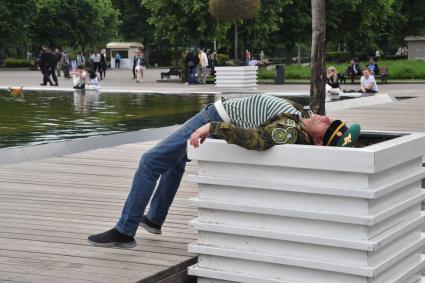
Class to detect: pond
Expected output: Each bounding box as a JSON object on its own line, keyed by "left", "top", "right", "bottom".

{"left": 0, "top": 90, "right": 310, "bottom": 149}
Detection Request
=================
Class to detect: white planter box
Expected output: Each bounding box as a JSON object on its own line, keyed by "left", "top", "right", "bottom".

{"left": 214, "top": 66, "right": 258, "bottom": 88}
{"left": 187, "top": 132, "right": 425, "bottom": 283}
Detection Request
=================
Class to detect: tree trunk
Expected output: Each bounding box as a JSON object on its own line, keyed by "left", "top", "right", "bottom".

{"left": 310, "top": 0, "right": 326, "bottom": 115}
{"left": 234, "top": 23, "right": 238, "bottom": 59}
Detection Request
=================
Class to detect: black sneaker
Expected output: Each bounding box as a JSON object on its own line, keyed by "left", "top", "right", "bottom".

{"left": 139, "top": 215, "right": 162, "bottom": 234}
{"left": 88, "top": 228, "right": 136, "bottom": 248}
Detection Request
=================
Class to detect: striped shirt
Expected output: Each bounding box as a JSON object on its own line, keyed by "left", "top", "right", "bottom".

{"left": 221, "top": 94, "right": 301, "bottom": 128}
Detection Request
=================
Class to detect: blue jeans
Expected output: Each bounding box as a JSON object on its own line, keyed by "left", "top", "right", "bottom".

{"left": 116, "top": 104, "right": 222, "bottom": 237}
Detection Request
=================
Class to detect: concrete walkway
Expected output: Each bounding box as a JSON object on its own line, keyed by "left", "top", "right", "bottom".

{"left": 1, "top": 69, "right": 424, "bottom": 97}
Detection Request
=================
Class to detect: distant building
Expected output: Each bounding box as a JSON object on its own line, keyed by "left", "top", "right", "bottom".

{"left": 405, "top": 36, "right": 425, "bottom": 60}
{"left": 106, "top": 42, "right": 144, "bottom": 69}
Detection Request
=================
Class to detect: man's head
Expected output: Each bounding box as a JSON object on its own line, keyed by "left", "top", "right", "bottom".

{"left": 363, "top": 69, "right": 370, "bottom": 78}
{"left": 302, "top": 114, "right": 360, "bottom": 147}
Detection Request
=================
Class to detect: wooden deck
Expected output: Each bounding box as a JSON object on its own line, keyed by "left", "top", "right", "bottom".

{"left": 329, "top": 95, "right": 425, "bottom": 132}
{"left": 0, "top": 141, "right": 198, "bottom": 282}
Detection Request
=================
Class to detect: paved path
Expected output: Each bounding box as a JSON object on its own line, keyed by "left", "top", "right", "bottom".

{"left": 0, "top": 140, "right": 198, "bottom": 282}
{"left": 329, "top": 95, "right": 425, "bottom": 133}
{"left": 1, "top": 69, "right": 424, "bottom": 97}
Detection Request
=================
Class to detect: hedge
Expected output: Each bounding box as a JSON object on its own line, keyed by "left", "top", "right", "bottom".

{"left": 5, "top": 59, "right": 33, "bottom": 68}
{"left": 258, "top": 59, "right": 425, "bottom": 80}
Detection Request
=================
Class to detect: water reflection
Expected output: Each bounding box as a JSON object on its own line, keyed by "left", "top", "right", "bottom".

{"left": 0, "top": 90, "right": 217, "bottom": 148}
{"left": 73, "top": 90, "right": 101, "bottom": 113}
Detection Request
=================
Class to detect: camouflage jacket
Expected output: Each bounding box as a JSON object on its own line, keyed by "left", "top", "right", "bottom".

{"left": 210, "top": 112, "right": 313, "bottom": 151}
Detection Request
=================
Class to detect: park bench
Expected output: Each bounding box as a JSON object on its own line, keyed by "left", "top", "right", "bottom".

{"left": 160, "top": 67, "right": 183, "bottom": 80}
{"left": 342, "top": 67, "right": 389, "bottom": 84}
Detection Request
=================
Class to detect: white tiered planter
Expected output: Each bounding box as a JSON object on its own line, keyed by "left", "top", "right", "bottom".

{"left": 187, "top": 133, "right": 425, "bottom": 283}
{"left": 214, "top": 66, "right": 258, "bottom": 88}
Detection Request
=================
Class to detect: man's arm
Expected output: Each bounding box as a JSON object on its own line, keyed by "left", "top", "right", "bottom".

{"left": 190, "top": 122, "right": 305, "bottom": 151}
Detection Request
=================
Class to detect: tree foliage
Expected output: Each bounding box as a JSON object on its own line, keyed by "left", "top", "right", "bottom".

{"left": 208, "top": 0, "right": 261, "bottom": 21}
{"left": 111, "top": 0, "right": 152, "bottom": 43}
{"left": 31, "top": 0, "right": 120, "bottom": 51}
{"left": 142, "top": 0, "right": 215, "bottom": 47}
{"left": 0, "top": 0, "right": 38, "bottom": 63}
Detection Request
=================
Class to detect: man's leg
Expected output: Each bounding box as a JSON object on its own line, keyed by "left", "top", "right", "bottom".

{"left": 202, "top": 67, "right": 207, "bottom": 84}
{"left": 117, "top": 104, "right": 222, "bottom": 235}
{"left": 50, "top": 68, "right": 58, "bottom": 85}
{"left": 145, "top": 155, "right": 187, "bottom": 228}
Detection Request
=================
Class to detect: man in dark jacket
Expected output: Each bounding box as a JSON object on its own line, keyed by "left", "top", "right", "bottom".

{"left": 38, "top": 46, "right": 57, "bottom": 86}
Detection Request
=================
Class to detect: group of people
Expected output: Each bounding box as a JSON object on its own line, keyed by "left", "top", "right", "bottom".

{"left": 38, "top": 46, "right": 108, "bottom": 88}
{"left": 71, "top": 64, "right": 100, "bottom": 90}
{"left": 325, "top": 57, "right": 380, "bottom": 100}
{"left": 185, "top": 48, "right": 217, "bottom": 85}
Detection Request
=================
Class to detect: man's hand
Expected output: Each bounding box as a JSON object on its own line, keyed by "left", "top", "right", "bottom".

{"left": 190, "top": 123, "right": 211, "bottom": 148}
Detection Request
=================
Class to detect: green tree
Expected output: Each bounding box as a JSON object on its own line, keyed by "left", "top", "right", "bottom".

{"left": 325, "top": 0, "right": 394, "bottom": 55}
{"left": 379, "top": 0, "right": 425, "bottom": 52}
{"left": 31, "top": 0, "right": 120, "bottom": 52}
{"left": 111, "top": 0, "right": 152, "bottom": 42}
{"left": 209, "top": 0, "right": 261, "bottom": 59}
{"left": 0, "top": 0, "right": 38, "bottom": 65}
{"left": 269, "top": 1, "right": 311, "bottom": 64}
{"left": 142, "top": 0, "right": 215, "bottom": 48}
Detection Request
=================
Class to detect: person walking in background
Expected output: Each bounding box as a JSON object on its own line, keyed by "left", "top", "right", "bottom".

{"left": 132, "top": 49, "right": 141, "bottom": 79}
{"left": 366, "top": 57, "right": 379, "bottom": 75}
{"left": 135, "top": 50, "right": 146, "bottom": 83}
{"left": 62, "top": 50, "right": 71, "bottom": 79}
{"left": 91, "top": 50, "right": 101, "bottom": 76}
{"left": 38, "top": 46, "right": 54, "bottom": 86}
{"left": 54, "top": 48, "right": 62, "bottom": 77}
{"left": 198, "top": 49, "right": 208, "bottom": 84}
{"left": 48, "top": 50, "right": 59, "bottom": 86}
{"left": 100, "top": 49, "right": 107, "bottom": 80}
{"left": 77, "top": 51, "right": 85, "bottom": 67}
{"left": 114, "top": 52, "right": 121, "bottom": 69}
{"left": 360, "top": 69, "right": 378, "bottom": 94}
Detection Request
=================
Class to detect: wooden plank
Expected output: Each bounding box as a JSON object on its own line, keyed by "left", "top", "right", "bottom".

{"left": 0, "top": 140, "right": 200, "bottom": 282}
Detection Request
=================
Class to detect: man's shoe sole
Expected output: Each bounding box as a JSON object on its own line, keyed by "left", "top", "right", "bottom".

{"left": 87, "top": 239, "right": 137, "bottom": 248}
{"left": 139, "top": 222, "right": 162, "bottom": 234}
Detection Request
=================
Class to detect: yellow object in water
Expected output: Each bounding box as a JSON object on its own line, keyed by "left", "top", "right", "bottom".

{"left": 9, "top": 86, "right": 23, "bottom": 95}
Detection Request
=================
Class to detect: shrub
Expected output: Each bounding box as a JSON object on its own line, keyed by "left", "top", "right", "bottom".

{"left": 258, "top": 67, "right": 274, "bottom": 79}
{"left": 5, "top": 58, "right": 33, "bottom": 68}
{"left": 216, "top": 53, "right": 229, "bottom": 65}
